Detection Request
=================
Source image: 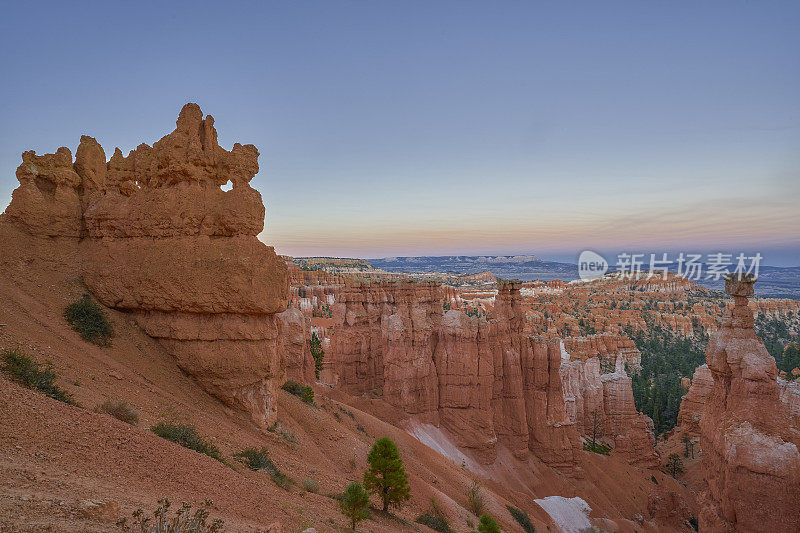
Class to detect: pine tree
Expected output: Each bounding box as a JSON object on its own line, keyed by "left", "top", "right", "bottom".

{"left": 340, "top": 481, "right": 369, "bottom": 532}
{"left": 363, "top": 437, "right": 411, "bottom": 512}
{"left": 667, "top": 453, "right": 684, "bottom": 478}
{"left": 309, "top": 332, "right": 324, "bottom": 379}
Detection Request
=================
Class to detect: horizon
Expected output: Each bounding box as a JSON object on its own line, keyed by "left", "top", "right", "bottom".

{"left": 293, "top": 251, "right": 800, "bottom": 268}
{"left": 1, "top": 1, "right": 798, "bottom": 265}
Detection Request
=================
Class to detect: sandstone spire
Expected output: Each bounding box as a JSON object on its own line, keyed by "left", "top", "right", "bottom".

{"left": 700, "top": 273, "right": 800, "bottom": 532}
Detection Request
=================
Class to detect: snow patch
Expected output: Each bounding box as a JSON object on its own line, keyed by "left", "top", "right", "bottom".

{"left": 560, "top": 340, "right": 570, "bottom": 362}
{"left": 534, "top": 496, "right": 593, "bottom": 533}
{"left": 406, "top": 421, "right": 482, "bottom": 473}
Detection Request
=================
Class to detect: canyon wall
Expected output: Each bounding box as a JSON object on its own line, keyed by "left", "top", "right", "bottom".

{"left": 700, "top": 275, "right": 800, "bottom": 532}
{"left": 325, "top": 279, "right": 586, "bottom": 469}
{"left": 2, "top": 104, "right": 289, "bottom": 427}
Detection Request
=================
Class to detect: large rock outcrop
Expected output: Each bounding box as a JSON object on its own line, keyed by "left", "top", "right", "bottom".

{"left": 675, "top": 364, "right": 713, "bottom": 437}
{"left": 434, "top": 310, "right": 495, "bottom": 462}
{"left": 2, "top": 104, "right": 289, "bottom": 428}
{"left": 700, "top": 274, "right": 800, "bottom": 532}
{"left": 561, "top": 350, "right": 658, "bottom": 467}
{"left": 326, "top": 279, "right": 581, "bottom": 469}
{"left": 524, "top": 337, "right": 581, "bottom": 470}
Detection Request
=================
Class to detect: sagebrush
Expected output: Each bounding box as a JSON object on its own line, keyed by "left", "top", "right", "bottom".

{"left": 506, "top": 505, "right": 536, "bottom": 533}
{"left": 97, "top": 400, "right": 139, "bottom": 425}
{"left": 416, "top": 499, "right": 452, "bottom": 533}
{"left": 150, "top": 423, "right": 222, "bottom": 461}
{"left": 234, "top": 447, "right": 292, "bottom": 489}
{"left": 65, "top": 293, "right": 114, "bottom": 346}
{"left": 1, "top": 349, "right": 76, "bottom": 405}
{"left": 281, "top": 380, "right": 314, "bottom": 404}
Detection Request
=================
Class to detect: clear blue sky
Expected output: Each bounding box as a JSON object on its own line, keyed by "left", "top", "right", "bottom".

{"left": 1, "top": 1, "right": 798, "bottom": 264}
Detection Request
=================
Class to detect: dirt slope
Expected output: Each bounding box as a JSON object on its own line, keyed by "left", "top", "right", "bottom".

{"left": 0, "top": 233, "right": 697, "bottom": 532}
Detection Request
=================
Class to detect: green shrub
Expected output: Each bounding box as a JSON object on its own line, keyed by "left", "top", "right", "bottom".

{"left": 281, "top": 380, "right": 314, "bottom": 404}
{"left": 1, "top": 349, "right": 76, "bottom": 405}
{"left": 302, "top": 477, "right": 319, "bottom": 493}
{"left": 150, "top": 423, "right": 222, "bottom": 461}
{"left": 583, "top": 440, "right": 611, "bottom": 455}
{"left": 96, "top": 400, "right": 139, "bottom": 425}
{"left": 233, "top": 447, "right": 292, "bottom": 489}
{"left": 416, "top": 499, "right": 452, "bottom": 533}
{"left": 478, "top": 514, "right": 500, "bottom": 533}
{"left": 506, "top": 505, "right": 536, "bottom": 533}
{"left": 116, "top": 498, "right": 223, "bottom": 532}
{"left": 64, "top": 294, "right": 114, "bottom": 346}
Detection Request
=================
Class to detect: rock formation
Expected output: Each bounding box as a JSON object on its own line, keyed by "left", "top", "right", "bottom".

{"left": 325, "top": 278, "right": 582, "bottom": 469}
{"left": 434, "top": 309, "right": 495, "bottom": 462}
{"left": 524, "top": 337, "right": 581, "bottom": 469}
{"left": 381, "top": 282, "right": 442, "bottom": 422}
{"left": 600, "top": 366, "right": 659, "bottom": 467}
{"left": 561, "top": 351, "right": 658, "bottom": 467}
{"left": 675, "top": 364, "right": 713, "bottom": 437}
{"left": 563, "top": 333, "right": 642, "bottom": 372}
{"left": 2, "top": 104, "right": 289, "bottom": 428}
{"left": 278, "top": 307, "right": 315, "bottom": 384}
{"left": 700, "top": 274, "right": 800, "bottom": 532}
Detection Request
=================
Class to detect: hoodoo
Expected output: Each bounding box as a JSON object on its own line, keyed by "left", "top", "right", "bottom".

{"left": 700, "top": 274, "right": 800, "bottom": 532}
{"left": 2, "top": 104, "right": 289, "bottom": 428}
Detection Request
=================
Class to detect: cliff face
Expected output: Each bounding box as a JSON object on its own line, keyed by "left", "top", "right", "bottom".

{"left": 326, "top": 279, "right": 582, "bottom": 469}
{"left": 700, "top": 275, "right": 800, "bottom": 532}
{"left": 2, "top": 104, "right": 289, "bottom": 428}
{"left": 524, "top": 337, "right": 581, "bottom": 470}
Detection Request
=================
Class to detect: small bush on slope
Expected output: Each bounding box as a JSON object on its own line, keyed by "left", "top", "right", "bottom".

{"left": 150, "top": 423, "right": 222, "bottom": 462}
{"left": 302, "top": 477, "right": 319, "bottom": 493}
{"left": 116, "top": 498, "right": 223, "bottom": 532}
{"left": 416, "top": 499, "right": 452, "bottom": 533}
{"left": 64, "top": 294, "right": 114, "bottom": 346}
{"left": 466, "top": 480, "right": 485, "bottom": 516}
{"left": 506, "top": 505, "right": 536, "bottom": 532}
{"left": 477, "top": 514, "right": 500, "bottom": 533}
{"left": 96, "top": 400, "right": 139, "bottom": 425}
{"left": 1, "top": 349, "right": 76, "bottom": 405}
{"left": 233, "top": 447, "right": 293, "bottom": 489}
{"left": 583, "top": 441, "right": 611, "bottom": 455}
{"left": 281, "top": 380, "right": 314, "bottom": 404}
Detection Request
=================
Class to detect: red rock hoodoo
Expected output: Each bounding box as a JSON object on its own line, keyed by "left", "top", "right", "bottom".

{"left": 326, "top": 279, "right": 582, "bottom": 468}
{"left": 675, "top": 364, "right": 713, "bottom": 437}
{"left": 2, "top": 104, "right": 289, "bottom": 428}
{"left": 700, "top": 274, "right": 800, "bottom": 532}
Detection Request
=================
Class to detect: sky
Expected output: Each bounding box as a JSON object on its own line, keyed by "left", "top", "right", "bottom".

{"left": 1, "top": 1, "right": 798, "bottom": 265}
